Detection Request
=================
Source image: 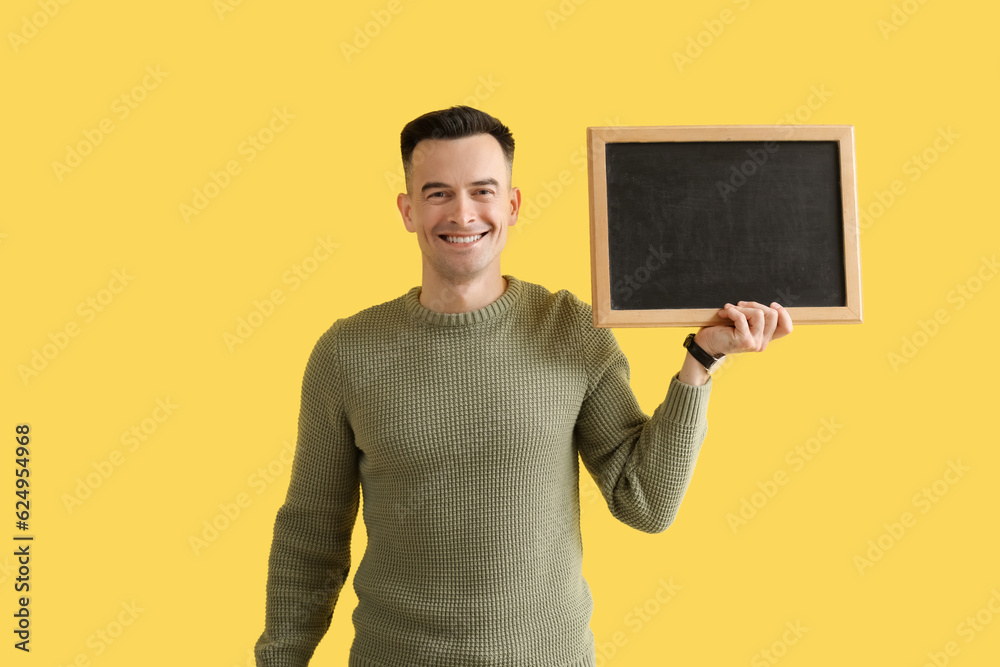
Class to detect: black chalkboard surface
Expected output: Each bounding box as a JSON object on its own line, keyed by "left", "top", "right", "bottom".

{"left": 587, "top": 125, "right": 862, "bottom": 327}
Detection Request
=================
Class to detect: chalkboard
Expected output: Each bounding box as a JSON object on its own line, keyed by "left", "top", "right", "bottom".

{"left": 587, "top": 125, "right": 862, "bottom": 327}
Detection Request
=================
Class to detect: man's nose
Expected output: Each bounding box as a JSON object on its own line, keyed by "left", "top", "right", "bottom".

{"left": 450, "top": 193, "right": 476, "bottom": 224}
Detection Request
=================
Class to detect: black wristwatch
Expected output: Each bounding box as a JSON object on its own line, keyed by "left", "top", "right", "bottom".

{"left": 683, "top": 333, "right": 724, "bottom": 373}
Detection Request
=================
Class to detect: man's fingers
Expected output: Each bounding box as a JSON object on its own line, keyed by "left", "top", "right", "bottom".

{"left": 739, "top": 300, "right": 779, "bottom": 350}
{"left": 749, "top": 309, "right": 766, "bottom": 350}
{"left": 727, "top": 302, "right": 774, "bottom": 351}
{"left": 723, "top": 304, "right": 753, "bottom": 348}
{"left": 771, "top": 302, "right": 794, "bottom": 338}
{"left": 717, "top": 301, "right": 794, "bottom": 354}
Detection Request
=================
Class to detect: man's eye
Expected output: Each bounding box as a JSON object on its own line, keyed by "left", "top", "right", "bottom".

{"left": 428, "top": 192, "right": 446, "bottom": 198}
{"left": 475, "top": 189, "right": 493, "bottom": 196}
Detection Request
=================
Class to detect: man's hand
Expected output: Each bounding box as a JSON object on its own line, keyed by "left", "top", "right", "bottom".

{"left": 695, "top": 301, "right": 794, "bottom": 357}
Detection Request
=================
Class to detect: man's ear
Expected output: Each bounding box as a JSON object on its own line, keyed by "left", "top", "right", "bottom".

{"left": 508, "top": 186, "right": 521, "bottom": 226}
{"left": 397, "top": 191, "right": 414, "bottom": 232}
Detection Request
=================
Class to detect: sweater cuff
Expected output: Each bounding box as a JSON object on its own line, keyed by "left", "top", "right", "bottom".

{"left": 661, "top": 372, "right": 712, "bottom": 423}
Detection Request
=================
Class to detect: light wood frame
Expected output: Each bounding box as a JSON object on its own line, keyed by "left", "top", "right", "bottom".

{"left": 587, "top": 125, "right": 862, "bottom": 327}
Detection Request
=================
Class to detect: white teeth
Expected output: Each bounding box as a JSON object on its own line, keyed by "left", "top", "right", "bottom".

{"left": 444, "top": 233, "right": 484, "bottom": 244}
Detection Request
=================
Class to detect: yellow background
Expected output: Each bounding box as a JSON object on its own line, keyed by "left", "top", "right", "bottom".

{"left": 3, "top": 0, "right": 998, "bottom": 665}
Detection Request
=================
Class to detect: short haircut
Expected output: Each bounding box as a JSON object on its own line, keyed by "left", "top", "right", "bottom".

{"left": 400, "top": 105, "right": 515, "bottom": 191}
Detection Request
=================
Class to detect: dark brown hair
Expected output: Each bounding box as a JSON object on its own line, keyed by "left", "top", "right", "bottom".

{"left": 400, "top": 106, "right": 514, "bottom": 190}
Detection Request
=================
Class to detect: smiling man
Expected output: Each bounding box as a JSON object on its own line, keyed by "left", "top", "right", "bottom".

{"left": 398, "top": 122, "right": 518, "bottom": 316}
{"left": 255, "top": 106, "right": 792, "bottom": 666}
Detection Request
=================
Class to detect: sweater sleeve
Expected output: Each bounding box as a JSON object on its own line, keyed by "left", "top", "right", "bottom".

{"left": 255, "top": 319, "right": 361, "bottom": 666}
{"left": 571, "top": 297, "right": 711, "bottom": 534}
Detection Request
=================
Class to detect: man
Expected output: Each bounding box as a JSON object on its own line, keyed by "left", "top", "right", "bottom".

{"left": 255, "top": 106, "right": 792, "bottom": 666}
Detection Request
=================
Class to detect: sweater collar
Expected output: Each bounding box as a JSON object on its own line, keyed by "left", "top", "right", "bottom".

{"left": 405, "top": 274, "right": 521, "bottom": 327}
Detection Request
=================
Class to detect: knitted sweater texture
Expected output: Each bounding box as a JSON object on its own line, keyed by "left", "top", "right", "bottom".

{"left": 254, "top": 274, "right": 712, "bottom": 667}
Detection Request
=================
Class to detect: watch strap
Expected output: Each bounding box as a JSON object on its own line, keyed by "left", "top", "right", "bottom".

{"left": 683, "top": 333, "right": 722, "bottom": 371}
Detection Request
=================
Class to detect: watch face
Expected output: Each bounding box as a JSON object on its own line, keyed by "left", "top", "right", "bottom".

{"left": 709, "top": 354, "right": 728, "bottom": 372}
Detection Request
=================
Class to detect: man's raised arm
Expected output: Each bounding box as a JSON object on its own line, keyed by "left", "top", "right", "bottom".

{"left": 571, "top": 296, "right": 712, "bottom": 534}
{"left": 573, "top": 298, "right": 793, "bottom": 533}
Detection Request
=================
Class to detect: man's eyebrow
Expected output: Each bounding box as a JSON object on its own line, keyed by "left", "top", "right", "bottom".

{"left": 470, "top": 178, "right": 499, "bottom": 188}
{"left": 420, "top": 178, "right": 500, "bottom": 193}
{"left": 420, "top": 181, "right": 451, "bottom": 193}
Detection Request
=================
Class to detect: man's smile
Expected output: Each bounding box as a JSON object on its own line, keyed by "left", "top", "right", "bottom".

{"left": 439, "top": 230, "right": 490, "bottom": 245}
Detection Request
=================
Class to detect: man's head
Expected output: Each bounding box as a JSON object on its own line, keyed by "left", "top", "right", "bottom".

{"left": 396, "top": 106, "right": 521, "bottom": 288}
{"left": 400, "top": 106, "right": 515, "bottom": 193}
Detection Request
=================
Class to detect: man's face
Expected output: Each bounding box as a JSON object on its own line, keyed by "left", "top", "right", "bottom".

{"left": 397, "top": 133, "right": 520, "bottom": 285}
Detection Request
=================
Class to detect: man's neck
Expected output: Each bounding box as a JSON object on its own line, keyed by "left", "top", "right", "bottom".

{"left": 418, "top": 272, "right": 509, "bottom": 314}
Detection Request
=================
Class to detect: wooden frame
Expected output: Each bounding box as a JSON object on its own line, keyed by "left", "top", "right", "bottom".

{"left": 587, "top": 125, "right": 862, "bottom": 327}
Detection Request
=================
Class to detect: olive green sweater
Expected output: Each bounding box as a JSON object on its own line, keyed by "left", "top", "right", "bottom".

{"left": 255, "top": 274, "right": 711, "bottom": 666}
